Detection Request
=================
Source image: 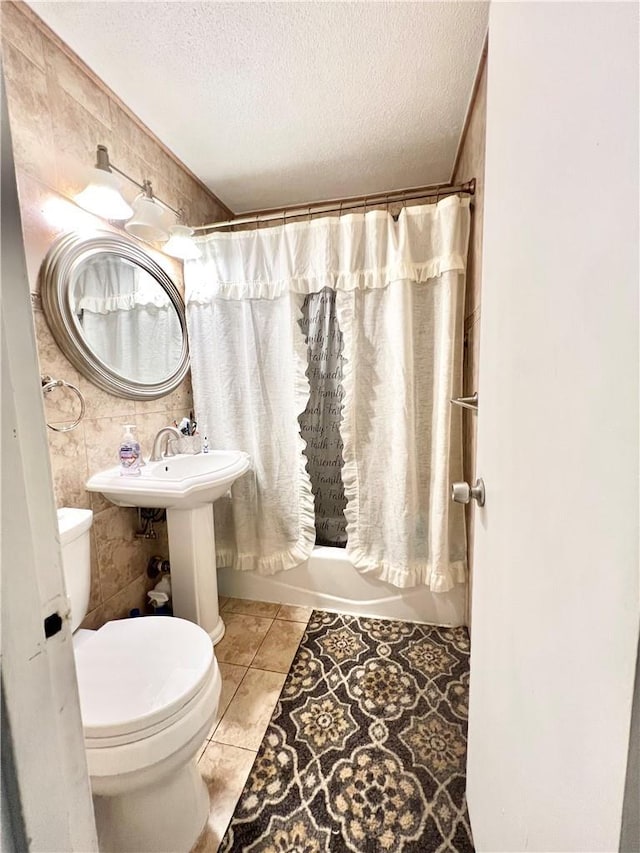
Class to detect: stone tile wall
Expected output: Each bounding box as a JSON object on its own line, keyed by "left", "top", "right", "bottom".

{"left": 1, "top": 1, "right": 230, "bottom": 627}
{"left": 453, "top": 48, "right": 487, "bottom": 626}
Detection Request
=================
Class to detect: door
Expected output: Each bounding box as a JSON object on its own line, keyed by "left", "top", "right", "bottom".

{"left": 466, "top": 4, "right": 639, "bottom": 852}
{"left": 1, "top": 70, "right": 98, "bottom": 851}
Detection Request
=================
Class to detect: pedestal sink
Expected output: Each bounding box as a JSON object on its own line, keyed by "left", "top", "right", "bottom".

{"left": 86, "top": 452, "right": 250, "bottom": 643}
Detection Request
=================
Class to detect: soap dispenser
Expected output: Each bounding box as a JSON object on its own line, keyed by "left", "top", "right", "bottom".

{"left": 119, "top": 424, "right": 141, "bottom": 476}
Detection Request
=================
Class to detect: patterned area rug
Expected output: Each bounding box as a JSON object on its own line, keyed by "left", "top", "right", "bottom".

{"left": 220, "top": 611, "right": 473, "bottom": 853}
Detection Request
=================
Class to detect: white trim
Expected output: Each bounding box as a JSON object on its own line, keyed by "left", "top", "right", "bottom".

{"left": 1, "top": 71, "right": 98, "bottom": 852}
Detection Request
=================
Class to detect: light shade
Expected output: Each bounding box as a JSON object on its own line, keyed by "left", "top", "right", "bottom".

{"left": 163, "top": 224, "right": 202, "bottom": 260}
{"left": 74, "top": 169, "right": 133, "bottom": 220}
{"left": 125, "top": 196, "right": 169, "bottom": 243}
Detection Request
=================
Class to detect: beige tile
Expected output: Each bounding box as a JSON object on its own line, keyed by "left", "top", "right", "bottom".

{"left": 213, "top": 668, "right": 285, "bottom": 751}
{"left": 43, "top": 37, "right": 111, "bottom": 126}
{"left": 1, "top": 3, "right": 46, "bottom": 70}
{"left": 88, "top": 528, "right": 103, "bottom": 611}
{"left": 90, "top": 489, "right": 113, "bottom": 516}
{"left": 108, "top": 100, "right": 159, "bottom": 171}
{"left": 75, "top": 376, "right": 136, "bottom": 422}
{"left": 48, "top": 84, "right": 114, "bottom": 199}
{"left": 215, "top": 613, "right": 273, "bottom": 666}
{"left": 222, "top": 598, "right": 280, "bottom": 619}
{"left": 134, "top": 375, "right": 193, "bottom": 417}
{"left": 84, "top": 415, "right": 133, "bottom": 477}
{"left": 171, "top": 154, "right": 199, "bottom": 206}
{"left": 80, "top": 605, "right": 104, "bottom": 631}
{"left": 3, "top": 41, "right": 57, "bottom": 185}
{"left": 136, "top": 411, "right": 180, "bottom": 461}
{"left": 47, "top": 422, "right": 92, "bottom": 511}
{"left": 34, "top": 312, "right": 82, "bottom": 419}
{"left": 146, "top": 175, "right": 179, "bottom": 228}
{"left": 276, "top": 604, "right": 313, "bottom": 624}
{"left": 190, "top": 190, "right": 227, "bottom": 232}
{"left": 101, "top": 572, "right": 152, "bottom": 622}
{"left": 175, "top": 190, "right": 200, "bottom": 235}
{"left": 205, "top": 663, "right": 247, "bottom": 744}
{"left": 218, "top": 596, "right": 229, "bottom": 611}
{"left": 194, "top": 742, "right": 256, "bottom": 853}
{"left": 15, "top": 175, "right": 74, "bottom": 292}
{"left": 93, "top": 506, "right": 141, "bottom": 600}
{"left": 252, "top": 619, "right": 307, "bottom": 673}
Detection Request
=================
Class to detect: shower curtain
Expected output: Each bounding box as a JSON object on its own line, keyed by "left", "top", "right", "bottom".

{"left": 185, "top": 195, "right": 470, "bottom": 591}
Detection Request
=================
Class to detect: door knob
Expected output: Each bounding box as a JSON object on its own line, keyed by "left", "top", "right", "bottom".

{"left": 451, "top": 478, "right": 485, "bottom": 507}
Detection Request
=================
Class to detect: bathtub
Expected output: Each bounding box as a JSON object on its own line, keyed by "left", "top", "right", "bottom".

{"left": 217, "top": 546, "right": 467, "bottom": 627}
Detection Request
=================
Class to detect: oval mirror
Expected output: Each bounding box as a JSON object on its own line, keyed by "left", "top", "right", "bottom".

{"left": 40, "top": 232, "right": 189, "bottom": 400}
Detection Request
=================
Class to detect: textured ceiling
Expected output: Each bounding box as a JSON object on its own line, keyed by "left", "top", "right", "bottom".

{"left": 28, "top": 1, "right": 488, "bottom": 213}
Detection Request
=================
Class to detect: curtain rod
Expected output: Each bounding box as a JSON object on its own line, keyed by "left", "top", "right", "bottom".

{"left": 193, "top": 179, "right": 475, "bottom": 232}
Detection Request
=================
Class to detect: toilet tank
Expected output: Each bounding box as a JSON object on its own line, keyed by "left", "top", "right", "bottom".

{"left": 57, "top": 507, "right": 93, "bottom": 632}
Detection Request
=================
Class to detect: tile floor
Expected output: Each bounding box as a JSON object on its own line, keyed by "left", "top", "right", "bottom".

{"left": 192, "top": 598, "right": 313, "bottom": 853}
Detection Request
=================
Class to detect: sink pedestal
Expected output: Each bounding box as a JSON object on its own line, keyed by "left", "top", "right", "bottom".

{"left": 166, "top": 506, "right": 225, "bottom": 644}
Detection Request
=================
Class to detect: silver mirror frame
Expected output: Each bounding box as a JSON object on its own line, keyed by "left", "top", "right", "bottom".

{"left": 40, "top": 231, "right": 190, "bottom": 400}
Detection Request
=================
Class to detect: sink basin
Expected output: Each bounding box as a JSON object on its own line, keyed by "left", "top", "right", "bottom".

{"left": 85, "top": 451, "right": 250, "bottom": 509}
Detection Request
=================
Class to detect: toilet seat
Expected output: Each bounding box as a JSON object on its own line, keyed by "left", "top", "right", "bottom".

{"left": 74, "top": 616, "right": 215, "bottom": 745}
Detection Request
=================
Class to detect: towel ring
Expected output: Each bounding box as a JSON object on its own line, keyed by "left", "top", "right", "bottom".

{"left": 41, "top": 375, "right": 86, "bottom": 432}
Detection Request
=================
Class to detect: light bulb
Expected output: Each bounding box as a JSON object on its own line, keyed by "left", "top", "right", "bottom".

{"left": 125, "top": 196, "right": 169, "bottom": 243}
{"left": 74, "top": 169, "right": 133, "bottom": 220}
{"left": 163, "top": 224, "right": 202, "bottom": 260}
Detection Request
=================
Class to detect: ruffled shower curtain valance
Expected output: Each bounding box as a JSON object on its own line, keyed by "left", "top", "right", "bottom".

{"left": 185, "top": 195, "right": 470, "bottom": 591}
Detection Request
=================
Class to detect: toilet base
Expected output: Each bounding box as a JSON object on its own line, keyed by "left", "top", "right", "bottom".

{"left": 93, "top": 758, "right": 209, "bottom": 853}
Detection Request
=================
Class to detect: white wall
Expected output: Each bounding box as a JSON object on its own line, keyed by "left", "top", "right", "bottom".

{"left": 467, "top": 3, "right": 639, "bottom": 851}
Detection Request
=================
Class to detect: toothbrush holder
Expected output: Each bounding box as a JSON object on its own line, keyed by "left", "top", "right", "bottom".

{"left": 168, "top": 435, "right": 202, "bottom": 455}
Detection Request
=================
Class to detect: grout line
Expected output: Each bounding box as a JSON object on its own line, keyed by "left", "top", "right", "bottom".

{"left": 246, "top": 618, "right": 274, "bottom": 667}
{"left": 207, "top": 670, "right": 247, "bottom": 741}
{"left": 272, "top": 615, "right": 308, "bottom": 625}
{"left": 275, "top": 618, "right": 311, "bottom": 625}
{"left": 248, "top": 662, "right": 290, "bottom": 675}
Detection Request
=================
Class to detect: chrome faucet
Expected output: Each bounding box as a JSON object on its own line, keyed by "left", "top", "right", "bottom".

{"left": 149, "top": 426, "right": 182, "bottom": 462}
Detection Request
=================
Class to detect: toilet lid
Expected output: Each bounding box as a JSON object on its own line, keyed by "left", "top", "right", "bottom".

{"left": 74, "top": 616, "right": 214, "bottom": 740}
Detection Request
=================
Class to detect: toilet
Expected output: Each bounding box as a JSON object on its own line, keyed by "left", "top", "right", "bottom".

{"left": 58, "top": 507, "right": 221, "bottom": 853}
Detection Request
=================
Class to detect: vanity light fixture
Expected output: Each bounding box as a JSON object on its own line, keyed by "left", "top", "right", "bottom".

{"left": 75, "top": 145, "right": 201, "bottom": 260}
